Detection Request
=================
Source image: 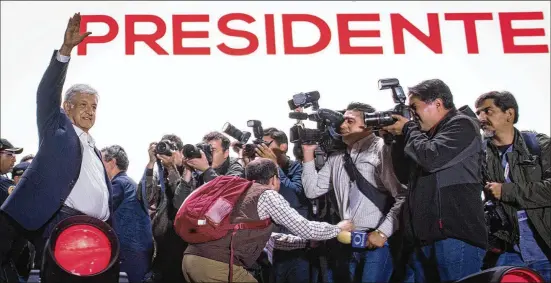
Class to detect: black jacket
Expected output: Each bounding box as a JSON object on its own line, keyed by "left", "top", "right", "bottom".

{"left": 393, "top": 108, "right": 488, "bottom": 248}
{"left": 484, "top": 129, "right": 551, "bottom": 251}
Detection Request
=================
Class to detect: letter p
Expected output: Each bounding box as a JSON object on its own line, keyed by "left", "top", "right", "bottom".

{"left": 77, "top": 15, "right": 119, "bottom": 56}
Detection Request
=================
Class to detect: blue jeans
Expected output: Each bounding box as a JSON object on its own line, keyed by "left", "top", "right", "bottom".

{"left": 273, "top": 249, "right": 311, "bottom": 283}
{"left": 496, "top": 251, "right": 551, "bottom": 282}
{"left": 405, "top": 238, "right": 485, "bottom": 282}
{"left": 349, "top": 245, "right": 394, "bottom": 283}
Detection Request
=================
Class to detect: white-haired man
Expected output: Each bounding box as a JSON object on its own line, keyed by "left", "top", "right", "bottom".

{"left": 0, "top": 13, "right": 114, "bottom": 275}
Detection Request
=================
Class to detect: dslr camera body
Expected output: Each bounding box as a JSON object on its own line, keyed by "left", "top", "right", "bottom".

{"left": 243, "top": 120, "right": 271, "bottom": 159}
{"left": 364, "top": 78, "right": 412, "bottom": 145}
{"left": 155, "top": 139, "right": 178, "bottom": 156}
{"left": 183, "top": 142, "right": 213, "bottom": 165}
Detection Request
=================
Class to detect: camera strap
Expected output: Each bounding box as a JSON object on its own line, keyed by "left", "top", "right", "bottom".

{"left": 342, "top": 152, "right": 393, "bottom": 229}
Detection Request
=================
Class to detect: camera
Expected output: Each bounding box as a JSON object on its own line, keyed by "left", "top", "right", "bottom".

{"left": 155, "top": 139, "right": 178, "bottom": 156}
{"left": 288, "top": 91, "right": 320, "bottom": 110}
{"left": 222, "top": 122, "right": 251, "bottom": 147}
{"left": 289, "top": 108, "right": 346, "bottom": 152}
{"left": 183, "top": 142, "right": 213, "bottom": 165}
{"left": 484, "top": 200, "right": 511, "bottom": 234}
{"left": 242, "top": 120, "right": 271, "bottom": 159}
{"left": 363, "top": 78, "right": 412, "bottom": 144}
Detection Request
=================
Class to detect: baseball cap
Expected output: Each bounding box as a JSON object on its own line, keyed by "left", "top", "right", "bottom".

{"left": 12, "top": 162, "right": 30, "bottom": 177}
{"left": 0, "top": 138, "right": 23, "bottom": 154}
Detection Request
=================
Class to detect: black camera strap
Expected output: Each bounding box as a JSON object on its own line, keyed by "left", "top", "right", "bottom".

{"left": 342, "top": 152, "right": 393, "bottom": 229}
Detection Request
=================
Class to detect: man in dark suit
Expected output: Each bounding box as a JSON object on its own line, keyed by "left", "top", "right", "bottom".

{"left": 101, "top": 145, "right": 154, "bottom": 283}
{"left": 0, "top": 13, "right": 114, "bottom": 278}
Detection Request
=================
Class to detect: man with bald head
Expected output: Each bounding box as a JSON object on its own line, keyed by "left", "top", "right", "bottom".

{"left": 0, "top": 13, "right": 114, "bottom": 278}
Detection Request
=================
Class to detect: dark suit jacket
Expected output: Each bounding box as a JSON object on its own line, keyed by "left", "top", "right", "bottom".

{"left": 111, "top": 171, "right": 153, "bottom": 252}
{"left": 0, "top": 50, "right": 114, "bottom": 231}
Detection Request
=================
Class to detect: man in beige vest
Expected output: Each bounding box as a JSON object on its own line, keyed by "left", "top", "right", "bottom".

{"left": 182, "top": 158, "right": 353, "bottom": 282}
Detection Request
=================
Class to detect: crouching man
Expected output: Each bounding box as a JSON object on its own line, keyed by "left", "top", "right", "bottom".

{"left": 181, "top": 158, "right": 354, "bottom": 283}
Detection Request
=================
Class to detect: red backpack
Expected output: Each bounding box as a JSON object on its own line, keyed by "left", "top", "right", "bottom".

{"left": 174, "top": 175, "right": 271, "bottom": 281}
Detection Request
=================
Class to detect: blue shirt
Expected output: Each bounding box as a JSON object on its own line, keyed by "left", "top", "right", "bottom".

{"left": 276, "top": 159, "right": 309, "bottom": 234}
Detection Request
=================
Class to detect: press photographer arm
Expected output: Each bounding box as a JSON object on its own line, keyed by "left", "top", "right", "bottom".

{"left": 374, "top": 144, "right": 408, "bottom": 239}
{"left": 186, "top": 149, "right": 244, "bottom": 183}
{"left": 137, "top": 142, "right": 162, "bottom": 209}
{"left": 383, "top": 114, "right": 479, "bottom": 173}
{"left": 259, "top": 190, "right": 354, "bottom": 241}
{"left": 270, "top": 233, "right": 309, "bottom": 251}
{"left": 301, "top": 144, "right": 333, "bottom": 199}
{"left": 256, "top": 143, "right": 304, "bottom": 196}
{"left": 140, "top": 141, "right": 190, "bottom": 210}
{"left": 499, "top": 133, "right": 551, "bottom": 209}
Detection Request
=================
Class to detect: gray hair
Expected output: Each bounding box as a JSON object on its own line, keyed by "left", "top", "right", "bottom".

{"left": 101, "top": 145, "right": 129, "bottom": 171}
{"left": 64, "top": 84, "right": 99, "bottom": 104}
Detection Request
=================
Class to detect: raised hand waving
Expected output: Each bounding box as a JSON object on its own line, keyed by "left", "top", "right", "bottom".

{"left": 60, "top": 12, "right": 92, "bottom": 56}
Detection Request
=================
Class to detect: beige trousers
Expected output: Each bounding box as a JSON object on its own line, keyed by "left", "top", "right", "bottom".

{"left": 182, "top": 254, "right": 258, "bottom": 283}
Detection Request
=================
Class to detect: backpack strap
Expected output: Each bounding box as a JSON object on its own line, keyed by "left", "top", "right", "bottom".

{"left": 521, "top": 132, "right": 542, "bottom": 157}
{"left": 225, "top": 219, "right": 271, "bottom": 283}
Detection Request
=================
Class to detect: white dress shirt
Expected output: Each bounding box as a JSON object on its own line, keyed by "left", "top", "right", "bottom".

{"left": 56, "top": 51, "right": 110, "bottom": 221}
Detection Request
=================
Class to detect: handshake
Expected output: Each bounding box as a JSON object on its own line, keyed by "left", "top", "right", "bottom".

{"left": 336, "top": 220, "right": 388, "bottom": 249}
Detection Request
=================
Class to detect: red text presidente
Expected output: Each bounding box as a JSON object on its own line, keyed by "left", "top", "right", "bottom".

{"left": 77, "top": 12, "right": 550, "bottom": 56}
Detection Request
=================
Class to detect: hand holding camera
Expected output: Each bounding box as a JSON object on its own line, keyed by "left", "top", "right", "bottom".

{"left": 255, "top": 143, "right": 277, "bottom": 165}
{"left": 147, "top": 142, "right": 158, "bottom": 166}
{"left": 381, "top": 114, "right": 410, "bottom": 136}
{"left": 183, "top": 150, "right": 210, "bottom": 172}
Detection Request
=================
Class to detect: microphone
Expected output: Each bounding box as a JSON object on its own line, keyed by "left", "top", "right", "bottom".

{"left": 336, "top": 231, "right": 368, "bottom": 248}
{"left": 289, "top": 112, "right": 309, "bottom": 120}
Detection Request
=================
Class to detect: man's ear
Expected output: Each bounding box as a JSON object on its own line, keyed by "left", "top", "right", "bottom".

{"left": 505, "top": 108, "right": 515, "bottom": 123}
{"left": 62, "top": 101, "right": 71, "bottom": 112}
{"left": 434, "top": 98, "right": 444, "bottom": 109}
{"left": 224, "top": 149, "right": 230, "bottom": 159}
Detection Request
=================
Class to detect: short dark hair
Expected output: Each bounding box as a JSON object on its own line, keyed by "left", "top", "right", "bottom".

{"left": 408, "top": 79, "right": 455, "bottom": 109}
{"left": 346, "top": 102, "right": 376, "bottom": 124}
{"left": 161, "top": 134, "right": 184, "bottom": 151}
{"left": 346, "top": 102, "right": 376, "bottom": 113}
{"left": 20, "top": 154, "right": 34, "bottom": 163}
{"left": 245, "top": 158, "right": 279, "bottom": 185}
{"left": 101, "top": 145, "right": 129, "bottom": 171}
{"left": 203, "top": 131, "right": 230, "bottom": 151}
{"left": 475, "top": 91, "right": 519, "bottom": 124}
{"left": 263, "top": 127, "right": 288, "bottom": 146}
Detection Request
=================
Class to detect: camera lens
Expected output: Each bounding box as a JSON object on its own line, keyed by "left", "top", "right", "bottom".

{"left": 156, "top": 141, "right": 172, "bottom": 156}
{"left": 222, "top": 122, "right": 243, "bottom": 141}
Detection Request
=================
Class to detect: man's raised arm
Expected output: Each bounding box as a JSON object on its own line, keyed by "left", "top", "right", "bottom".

{"left": 36, "top": 13, "right": 92, "bottom": 140}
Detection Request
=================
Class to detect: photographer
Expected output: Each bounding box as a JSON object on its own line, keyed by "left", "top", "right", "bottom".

{"left": 178, "top": 132, "right": 244, "bottom": 204}
{"left": 138, "top": 134, "right": 188, "bottom": 283}
{"left": 302, "top": 102, "right": 407, "bottom": 283}
{"left": 475, "top": 91, "right": 550, "bottom": 282}
{"left": 382, "top": 79, "right": 487, "bottom": 282}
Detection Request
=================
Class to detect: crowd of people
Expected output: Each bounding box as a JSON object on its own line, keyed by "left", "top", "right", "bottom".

{"left": 0, "top": 12, "right": 549, "bottom": 283}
